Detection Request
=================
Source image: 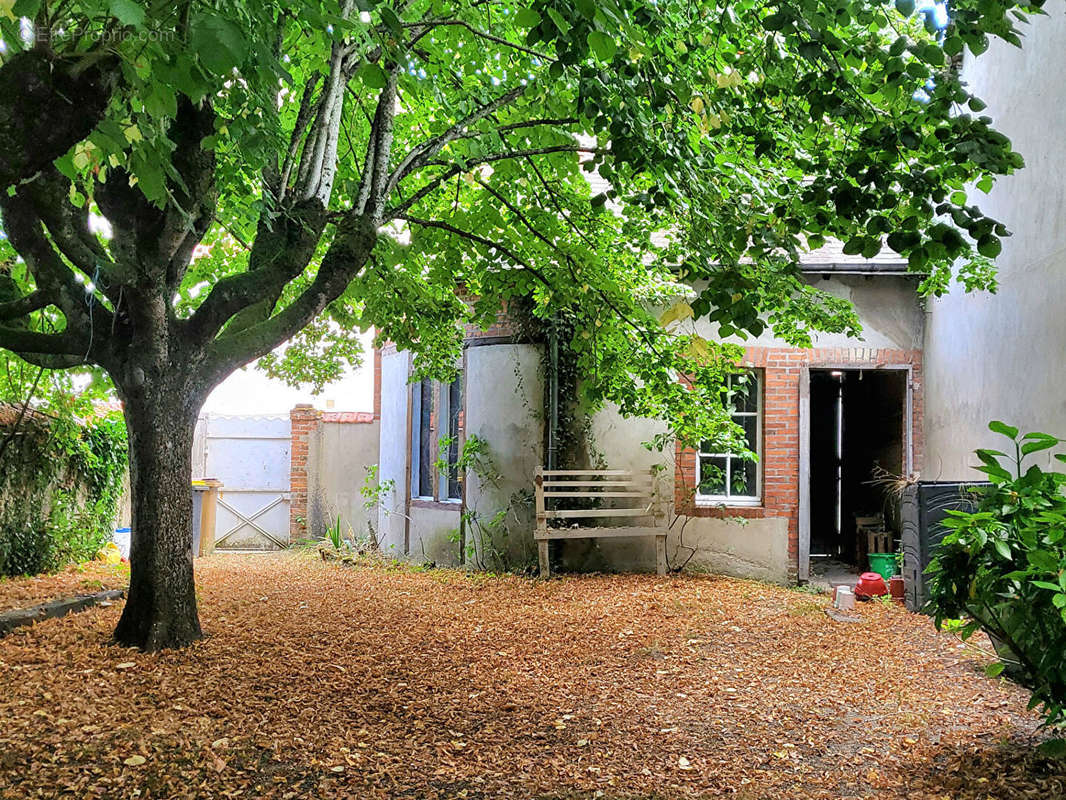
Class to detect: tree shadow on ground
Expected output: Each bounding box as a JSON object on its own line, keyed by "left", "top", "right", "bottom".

{"left": 900, "top": 735, "right": 1066, "bottom": 798}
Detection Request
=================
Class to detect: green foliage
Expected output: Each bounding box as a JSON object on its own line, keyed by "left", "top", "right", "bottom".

{"left": 0, "top": 413, "right": 128, "bottom": 577}
{"left": 926, "top": 422, "right": 1066, "bottom": 727}
{"left": 0, "top": 0, "right": 1047, "bottom": 458}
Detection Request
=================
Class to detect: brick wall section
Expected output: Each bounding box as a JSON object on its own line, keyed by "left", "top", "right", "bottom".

{"left": 289, "top": 404, "right": 322, "bottom": 543}
{"left": 675, "top": 346, "right": 923, "bottom": 581}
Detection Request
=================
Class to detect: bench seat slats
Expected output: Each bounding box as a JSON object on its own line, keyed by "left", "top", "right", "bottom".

{"left": 535, "top": 526, "right": 666, "bottom": 541}
{"left": 542, "top": 490, "right": 648, "bottom": 498}
{"left": 535, "top": 465, "right": 667, "bottom": 576}
{"left": 541, "top": 469, "right": 634, "bottom": 476}
{"left": 542, "top": 480, "right": 650, "bottom": 488}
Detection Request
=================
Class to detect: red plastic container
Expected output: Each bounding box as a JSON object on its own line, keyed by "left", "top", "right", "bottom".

{"left": 889, "top": 575, "right": 905, "bottom": 604}
{"left": 855, "top": 572, "right": 888, "bottom": 599}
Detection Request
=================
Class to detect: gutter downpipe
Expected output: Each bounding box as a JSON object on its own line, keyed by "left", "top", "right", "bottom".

{"left": 547, "top": 323, "right": 559, "bottom": 472}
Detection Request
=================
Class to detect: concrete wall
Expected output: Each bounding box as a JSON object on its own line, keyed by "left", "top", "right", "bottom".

{"left": 307, "top": 418, "right": 380, "bottom": 541}
{"left": 464, "top": 343, "right": 544, "bottom": 569}
{"left": 407, "top": 503, "right": 461, "bottom": 565}
{"left": 924, "top": 8, "right": 1066, "bottom": 479}
{"left": 377, "top": 350, "right": 410, "bottom": 553}
{"left": 698, "top": 274, "right": 925, "bottom": 352}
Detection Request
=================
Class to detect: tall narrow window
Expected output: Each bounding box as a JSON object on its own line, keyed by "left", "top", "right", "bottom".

{"left": 439, "top": 374, "right": 462, "bottom": 500}
{"left": 697, "top": 371, "right": 762, "bottom": 503}
{"left": 411, "top": 380, "right": 434, "bottom": 498}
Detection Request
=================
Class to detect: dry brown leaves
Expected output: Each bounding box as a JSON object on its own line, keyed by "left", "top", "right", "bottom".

{"left": 0, "top": 561, "right": 128, "bottom": 611}
{"left": 0, "top": 553, "right": 1063, "bottom": 799}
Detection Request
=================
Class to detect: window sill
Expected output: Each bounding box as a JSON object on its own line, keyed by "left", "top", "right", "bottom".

{"left": 694, "top": 497, "right": 763, "bottom": 510}
{"left": 410, "top": 498, "right": 463, "bottom": 512}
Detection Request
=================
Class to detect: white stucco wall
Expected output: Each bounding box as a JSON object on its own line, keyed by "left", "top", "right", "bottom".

{"left": 377, "top": 350, "right": 410, "bottom": 553}
{"left": 464, "top": 343, "right": 544, "bottom": 568}
{"left": 924, "top": 7, "right": 1066, "bottom": 479}
{"left": 307, "top": 420, "right": 380, "bottom": 540}
{"left": 690, "top": 274, "right": 925, "bottom": 352}
{"left": 407, "top": 504, "right": 462, "bottom": 565}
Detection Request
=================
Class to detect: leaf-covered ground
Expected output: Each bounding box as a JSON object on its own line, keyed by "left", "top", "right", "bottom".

{"left": 1, "top": 553, "right": 1063, "bottom": 799}
{"left": 0, "top": 560, "right": 128, "bottom": 611}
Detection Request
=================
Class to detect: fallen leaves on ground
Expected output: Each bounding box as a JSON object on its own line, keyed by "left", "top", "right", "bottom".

{"left": 0, "top": 553, "right": 1063, "bottom": 799}
{"left": 0, "top": 561, "right": 128, "bottom": 611}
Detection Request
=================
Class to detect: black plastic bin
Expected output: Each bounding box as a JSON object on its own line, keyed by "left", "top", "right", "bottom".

{"left": 901, "top": 481, "right": 989, "bottom": 612}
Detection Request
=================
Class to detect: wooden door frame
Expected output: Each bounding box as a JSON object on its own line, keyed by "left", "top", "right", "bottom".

{"left": 798, "top": 364, "right": 914, "bottom": 582}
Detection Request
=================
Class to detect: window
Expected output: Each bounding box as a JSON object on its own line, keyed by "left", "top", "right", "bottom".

{"left": 411, "top": 380, "right": 434, "bottom": 498}
{"left": 411, "top": 373, "right": 464, "bottom": 502}
{"left": 439, "top": 375, "right": 462, "bottom": 501}
{"left": 697, "top": 371, "right": 761, "bottom": 503}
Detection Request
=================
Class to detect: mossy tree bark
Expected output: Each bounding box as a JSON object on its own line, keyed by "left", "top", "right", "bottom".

{"left": 113, "top": 387, "right": 203, "bottom": 651}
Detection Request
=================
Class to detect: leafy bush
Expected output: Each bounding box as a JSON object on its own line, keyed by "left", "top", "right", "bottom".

{"left": 926, "top": 421, "right": 1066, "bottom": 727}
{"left": 0, "top": 416, "right": 127, "bottom": 577}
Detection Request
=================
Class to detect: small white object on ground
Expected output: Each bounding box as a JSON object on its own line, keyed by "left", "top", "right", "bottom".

{"left": 835, "top": 586, "right": 855, "bottom": 611}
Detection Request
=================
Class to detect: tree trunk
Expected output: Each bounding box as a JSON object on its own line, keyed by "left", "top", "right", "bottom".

{"left": 113, "top": 388, "right": 203, "bottom": 651}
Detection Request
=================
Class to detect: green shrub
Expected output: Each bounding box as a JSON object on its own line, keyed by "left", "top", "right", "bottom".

{"left": 0, "top": 416, "right": 127, "bottom": 578}
{"left": 926, "top": 421, "right": 1066, "bottom": 727}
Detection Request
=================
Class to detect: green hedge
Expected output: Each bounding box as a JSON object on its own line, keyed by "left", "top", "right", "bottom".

{"left": 0, "top": 413, "right": 127, "bottom": 577}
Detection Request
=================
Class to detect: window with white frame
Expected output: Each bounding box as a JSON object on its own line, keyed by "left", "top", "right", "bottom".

{"left": 697, "top": 371, "right": 761, "bottom": 503}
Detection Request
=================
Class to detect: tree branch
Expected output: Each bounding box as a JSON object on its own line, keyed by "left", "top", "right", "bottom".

{"left": 357, "top": 67, "right": 400, "bottom": 220}
{"left": 0, "top": 325, "right": 87, "bottom": 358}
{"left": 0, "top": 290, "right": 49, "bottom": 322}
{"left": 385, "top": 145, "right": 601, "bottom": 219}
{"left": 401, "top": 19, "right": 552, "bottom": 60}
{"left": 19, "top": 168, "right": 121, "bottom": 305}
{"left": 385, "top": 85, "right": 526, "bottom": 195}
{"left": 0, "top": 50, "right": 115, "bottom": 191}
{"left": 398, "top": 213, "right": 552, "bottom": 289}
{"left": 0, "top": 190, "right": 106, "bottom": 342}
{"left": 203, "top": 214, "right": 377, "bottom": 379}
{"left": 182, "top": 200, "right": 329, "bottom": 347}
{"left": 277, "top": 74, "right": 322, "bottom": 203}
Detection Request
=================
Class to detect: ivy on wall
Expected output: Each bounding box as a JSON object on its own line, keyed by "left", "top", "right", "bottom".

{"left": 0, "top": 412, "right": 128, "bottom": 577}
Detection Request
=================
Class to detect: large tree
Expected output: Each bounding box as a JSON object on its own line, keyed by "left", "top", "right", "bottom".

{"left": 0, "top": 0, "right": 1042, "bottom": 649}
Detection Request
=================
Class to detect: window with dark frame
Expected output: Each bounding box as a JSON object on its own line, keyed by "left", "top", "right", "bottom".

{"left": 441, "top": 375, "right": 462, "bottom": 501}
{"left": 411, "top": 379, "right": 434, "bottom": 498}
{"left": 697, "top": 371, "right": 762, "bottom": 503}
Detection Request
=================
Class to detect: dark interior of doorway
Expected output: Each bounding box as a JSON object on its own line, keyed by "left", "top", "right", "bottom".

{"left": 809, "top": 368, "right": 907, "bottom": 566}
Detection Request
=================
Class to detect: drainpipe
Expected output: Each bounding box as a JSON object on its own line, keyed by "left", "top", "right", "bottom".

{"left": 547, "top": 323, "right": 560, "bottom": 471}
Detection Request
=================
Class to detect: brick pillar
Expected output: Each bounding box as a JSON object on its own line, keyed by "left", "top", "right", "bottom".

{"left": 289, "top": 404, "right": 322, "bottom": 542}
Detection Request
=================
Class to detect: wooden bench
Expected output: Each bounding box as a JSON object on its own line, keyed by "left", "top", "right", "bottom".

{"left": 534, "top": 466, "right": 667, "bottom": 577}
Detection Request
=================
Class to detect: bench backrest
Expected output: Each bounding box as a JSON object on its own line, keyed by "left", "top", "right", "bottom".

{"left": 534, "top": 467, "right": 662, "bottom": 529}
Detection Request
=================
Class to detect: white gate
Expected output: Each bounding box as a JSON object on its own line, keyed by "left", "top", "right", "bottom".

{"left": 193, "top": 414, "right": 291, "bottom": 551}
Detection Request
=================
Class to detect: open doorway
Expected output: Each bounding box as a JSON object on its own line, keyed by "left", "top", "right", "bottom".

{"left": 807, "top": 368, "right": 908, "bottom": 579}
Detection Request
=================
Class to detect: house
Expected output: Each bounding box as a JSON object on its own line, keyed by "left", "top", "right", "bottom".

{"left": 922, "top": 14, "right": 1066, "bottom": 475}
{"left": 374, "top": 245, "right": 926, "bottom": 584}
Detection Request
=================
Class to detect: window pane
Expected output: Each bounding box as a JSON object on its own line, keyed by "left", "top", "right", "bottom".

{"left": 418, "top": 381, "right": 433, "bottom": 497}
{"left": 731, "top": 373, "right": 759, "bottom": 413}
{"left": 732, "top": 455, "right": 757, "bottom": 497}
{"left": 446, "top": 376, "right": 461, "bottom": 499}
{"left": 737, "top": 415, "right": 758, "bottom": 453}
{"left": 699, "top": 457, "right": 727, "bottom": 496}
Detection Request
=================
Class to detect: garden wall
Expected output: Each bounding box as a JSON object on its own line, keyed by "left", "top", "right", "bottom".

{"left": 0, "top": 406, "right": 128, "bottom": 576}
{"left": 289, "top": 349, "right": 382, "bottom": 544}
